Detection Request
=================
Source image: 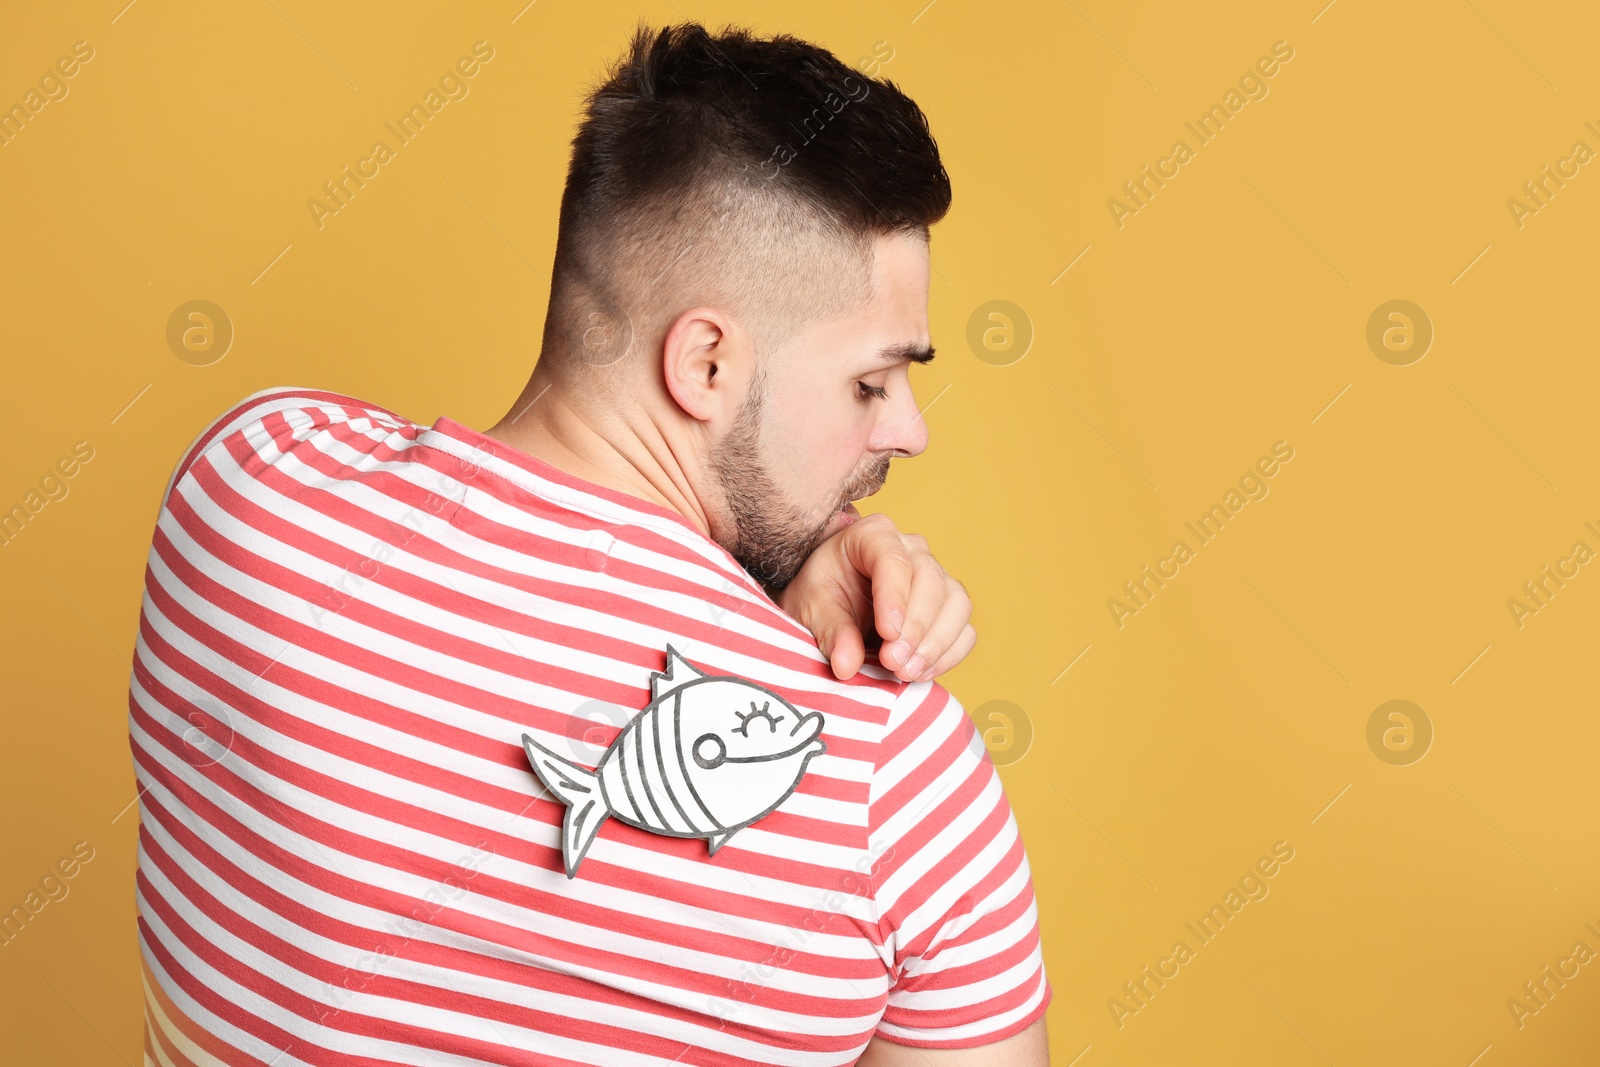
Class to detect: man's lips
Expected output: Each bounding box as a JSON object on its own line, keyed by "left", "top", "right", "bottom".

{"left": 824, "top": 502, "right": 861, "bottom": 539}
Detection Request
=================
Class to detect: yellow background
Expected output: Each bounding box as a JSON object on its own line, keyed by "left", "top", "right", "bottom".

{"left": 2, "top": 0, "right": 1597, "bottom": 1062}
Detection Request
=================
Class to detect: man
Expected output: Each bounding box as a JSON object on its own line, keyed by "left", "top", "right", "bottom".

{"left": 129, "top": 22, "right": 1049, "bottom": 1066}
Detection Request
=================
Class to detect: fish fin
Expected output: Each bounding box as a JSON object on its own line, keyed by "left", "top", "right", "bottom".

{"left": 522, "top": 734, "right": 609, "bottom": 879}
{"left": 652, "top": 644, "right": 706, "bottom": 701}
{"left": 705, "top": 829, "right": 737, "bottom": 857}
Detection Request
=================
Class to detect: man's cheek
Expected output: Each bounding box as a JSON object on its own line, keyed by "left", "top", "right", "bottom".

{"left": 770, "top": 420, "right": 845, "bottom": 510}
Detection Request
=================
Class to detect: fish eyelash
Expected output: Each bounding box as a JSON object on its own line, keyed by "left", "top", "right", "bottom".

{"left": 733, "top": 700, "right": 783, "bottom": 736}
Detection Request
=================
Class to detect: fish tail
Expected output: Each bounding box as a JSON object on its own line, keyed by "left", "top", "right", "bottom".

{"left": 522, "top": 734, "right": 609, "bottom": 879}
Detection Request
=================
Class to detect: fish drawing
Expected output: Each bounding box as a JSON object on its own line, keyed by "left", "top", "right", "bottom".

{"left": 523, "top": 645, "right": 828, "bottom": 878}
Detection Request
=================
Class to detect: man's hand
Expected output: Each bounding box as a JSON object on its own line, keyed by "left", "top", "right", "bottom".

{"left": 777, "top": 512, "right": 977, "bottom": 683}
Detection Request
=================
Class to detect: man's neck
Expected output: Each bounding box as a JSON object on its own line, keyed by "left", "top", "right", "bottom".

{"left": 480, "top": 371, "right": 714, "bottom": 539}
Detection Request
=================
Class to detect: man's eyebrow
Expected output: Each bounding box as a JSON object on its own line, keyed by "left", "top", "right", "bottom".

{"left": 878, "top": 341, "right": 936, "bottom": 365}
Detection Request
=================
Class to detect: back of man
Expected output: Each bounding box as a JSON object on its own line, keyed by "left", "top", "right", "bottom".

{"left": 131, "top": 388, "right": 1049, "bottom": 1065}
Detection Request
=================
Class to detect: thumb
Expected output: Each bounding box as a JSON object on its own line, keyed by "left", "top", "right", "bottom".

{"left": 812, "top": 591, "right": 864, "bottom": 675}
{"left": 825, "top": 621, "right": 867, "bottom": 680}
{"left": 796, "top": 587, "right": 867, "bottom": 680}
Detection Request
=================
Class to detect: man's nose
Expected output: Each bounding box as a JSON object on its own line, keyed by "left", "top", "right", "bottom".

{"left": 874, "top": 386, "right": 930, "bottom": 458}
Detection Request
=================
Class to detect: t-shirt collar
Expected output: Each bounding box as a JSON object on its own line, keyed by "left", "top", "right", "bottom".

{"left": 421, "top": 415, "right": 777, "bottom": 602}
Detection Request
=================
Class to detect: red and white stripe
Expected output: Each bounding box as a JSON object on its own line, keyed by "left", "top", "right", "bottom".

{"left": 130, "top": 388, "right": 1050, "bottom": 1066}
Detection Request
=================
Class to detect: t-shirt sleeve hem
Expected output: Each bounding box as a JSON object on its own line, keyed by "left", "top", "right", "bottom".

{"left": 871, "top": 977, "right": 1053, "bottom": 1050}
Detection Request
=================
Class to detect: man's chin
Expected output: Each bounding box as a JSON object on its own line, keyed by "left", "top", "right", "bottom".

{"left": 726, "top": 497, "right": 869, "bottom": 593}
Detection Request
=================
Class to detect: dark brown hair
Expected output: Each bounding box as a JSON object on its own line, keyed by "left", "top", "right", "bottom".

{"left": 542, "top": 22, "right": 952, "bottom": 370}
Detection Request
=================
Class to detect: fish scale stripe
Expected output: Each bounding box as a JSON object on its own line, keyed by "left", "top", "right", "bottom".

{"left": 601, "top": 748, "right": 641, "bottom": 825}
{"left": 630, "top": 706, "right": 677, "bottom": 833}
{"left": 612, "top": 721, "right": 651, "bottom": 829}
{"left": 672, "top": 689, "right": 723, "bottom": 832}
{"left": 649, "top": 693, "right": 703, "bottom": 834}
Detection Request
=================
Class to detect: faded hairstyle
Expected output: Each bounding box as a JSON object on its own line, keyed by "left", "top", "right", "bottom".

{"left": 541, "top": 22, "right": 952, "bottom": 380}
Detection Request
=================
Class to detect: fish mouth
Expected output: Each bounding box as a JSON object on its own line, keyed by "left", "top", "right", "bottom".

{"left": 722, "top": 711, "right": 826, "bottom": 764}
{"left": 785, "top": 709, "right": 825, "bottom": 740}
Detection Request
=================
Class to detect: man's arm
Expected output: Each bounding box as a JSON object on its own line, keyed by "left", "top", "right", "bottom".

{"left": 778, "top": 512, "right": 977, "bottom": 682}
{"left": 854, "top": 674, "right": 1051, "bottom": 1059}
{"left": 856, "top": 1018, "right": 1050, "bottom": 1066}
{"left": 782, "top": 516, "right": 1049, "bottom": 1061}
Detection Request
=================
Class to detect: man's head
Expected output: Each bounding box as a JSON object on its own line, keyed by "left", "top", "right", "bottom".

{"left": 537, "top": 22, "right": 951, "bottom": 590}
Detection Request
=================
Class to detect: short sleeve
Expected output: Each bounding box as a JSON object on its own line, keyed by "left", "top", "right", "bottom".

{"left": 866, "top": 681, "right": 1052, "bottom": 1048}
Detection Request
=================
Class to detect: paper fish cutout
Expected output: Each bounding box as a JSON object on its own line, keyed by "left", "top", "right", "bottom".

{"left": 523, "top": 645, "right": 827, "bottom": 878}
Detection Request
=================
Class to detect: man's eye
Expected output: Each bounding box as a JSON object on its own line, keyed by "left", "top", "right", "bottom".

{"left": 855, "top": 381, "right": 889, "bottom": 402}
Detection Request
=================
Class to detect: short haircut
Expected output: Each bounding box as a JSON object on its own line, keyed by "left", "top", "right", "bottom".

{"left": 542, "top": 21, "right": 952, "bottom": 376}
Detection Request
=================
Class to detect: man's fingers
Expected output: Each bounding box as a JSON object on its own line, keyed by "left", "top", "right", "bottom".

{"left": 838, "top": 515, "right": 915, "bottom": 642}
{"left": 882, "top": 554, "right": 947, "bottom": 679}
{"left": 908, "top": 577, "right": 974, "bottom": 681}
{"left": 799, "top": 514, "right": 978, "bottom": 684}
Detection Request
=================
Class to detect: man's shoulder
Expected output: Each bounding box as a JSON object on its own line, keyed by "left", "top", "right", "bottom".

{"left": 163, "top": 387, "right": 415, "bottom": 494}
{"left": 872, "top": 675, "right": 978, "bottom": 763}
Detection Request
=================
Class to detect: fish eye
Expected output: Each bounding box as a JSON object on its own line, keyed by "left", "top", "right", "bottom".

{"left": 692, "top": 733, "right": 726, "bottom": 770}
{"left": 733, "top": 700, "right": 782, "bottom": 737}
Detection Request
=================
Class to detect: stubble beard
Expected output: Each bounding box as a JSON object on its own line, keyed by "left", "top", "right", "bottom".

{"left": 709, "top": 381, "right": 891, "bottom": 593}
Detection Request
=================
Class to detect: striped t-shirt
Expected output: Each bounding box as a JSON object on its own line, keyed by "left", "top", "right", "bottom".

{"left": 129, "top": 388, "right": 1050, "bottom": 1066}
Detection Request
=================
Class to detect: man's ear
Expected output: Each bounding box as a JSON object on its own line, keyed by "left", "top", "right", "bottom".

{"left": 661, "top": 306, "right": 752, "bottom": 427}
